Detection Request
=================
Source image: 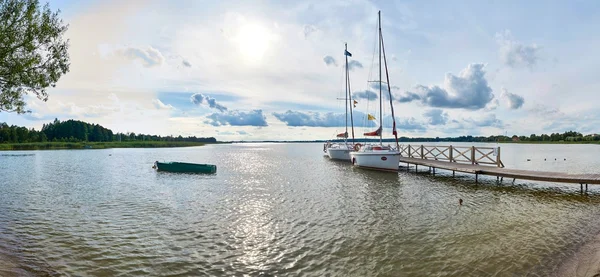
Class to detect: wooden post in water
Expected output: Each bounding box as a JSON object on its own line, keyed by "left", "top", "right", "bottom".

{"left": 433, "top": 167, "right": 435, "bottom": 175}
{"left": 471, "top": 146, "right": 476, "bottom": 165}
{"left": 496, "top": 147, "right": 501, "bottom": 167}
{"left": 453, "top": 170, "right": 455, "bottom": 177}
{"left": 475, "top": 173, "right": 478, "bottom": 184}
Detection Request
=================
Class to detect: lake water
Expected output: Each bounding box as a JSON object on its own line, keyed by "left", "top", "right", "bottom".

{"left": 2, "top": 142, "right": 600, "bottom": 276}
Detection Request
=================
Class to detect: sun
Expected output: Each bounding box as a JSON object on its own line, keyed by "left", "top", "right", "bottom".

{"left": 235, "top": 23, "right": 271, "bottom": 64}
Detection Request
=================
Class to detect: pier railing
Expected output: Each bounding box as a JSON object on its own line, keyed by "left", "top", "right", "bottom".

{"left": 399, "top": 145, "right": 505, "bottom": 168}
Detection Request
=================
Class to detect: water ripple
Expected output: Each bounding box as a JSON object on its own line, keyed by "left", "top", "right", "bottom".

{"left": 1, "top": 144, "right": 600, "bottom": 276}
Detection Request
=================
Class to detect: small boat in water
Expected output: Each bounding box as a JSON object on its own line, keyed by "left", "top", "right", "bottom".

{"left": 153, "top": 161, "right": 217, "bottom": 174}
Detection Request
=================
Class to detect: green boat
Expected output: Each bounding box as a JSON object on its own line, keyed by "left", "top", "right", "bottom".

{"left": 153, "top": 161, "right": 217, "bottom": 174}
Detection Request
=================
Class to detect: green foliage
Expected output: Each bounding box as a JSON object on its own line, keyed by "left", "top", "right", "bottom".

{"left": 0, "top": 0, "right": 70, "bottom": 113}
{"left": 41, "top": 119, "right": 113, "bottom": 142}
{"left": 0, "top": 141, "right": 207, "bottom": 150}
{"left": 0, "top": 118, "right": 218, "bottom": 144}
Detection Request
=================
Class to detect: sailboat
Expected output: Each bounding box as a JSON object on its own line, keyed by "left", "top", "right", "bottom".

{"left": 350, "top": 10, "right": 401, "bottom": 171}
{"left": 323, "top": 43, "right": 356, "bottom": 161}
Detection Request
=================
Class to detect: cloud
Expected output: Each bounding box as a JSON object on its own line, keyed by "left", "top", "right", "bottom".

{"left": 396, "top": 117, "right": 427, "bottom": 132}
{"left": 400, "top": 63, "right": 494, "bottom": 110}
{"left": 303, "top": 25, "right": 317, "bottom": 38}
{"left": 423, "top": 109, "right": 448, "bottom": 125}
{"left": 190, "top": 93, "right": 227, "bottom": 112}
{"left": 118, "top": 46, "right": 165, "bottom": 67}
{"left": 397, "top": 92, "right": 420, "bottom": 103}
{"left": 347, "top": 60, "right": 363, "bottom": 71}
{"left": 22, "top": 112, "right": 45, "bottom": 121}
{"left": 237, "top": 130, "right": 249, "bottom": 135}
{"left": 530, "top": 104, "right": 560, "bottom": 118}
{"left": 352, "top": 90, "right": 377, "bottom": 100}
{"left": 272, "top": 110, "right": 426, "bottom": 132}
{"left": 273, "top": 110, "right": 377, "bottom": 128}
{"left": 323, "top": 55, "right": 337, "bottom": 67}
{"left": 369, "top": 82, "right": 400, "bottom": 100}
{"left": 182, "top": 60, "right": 192, "bottom": 67}
{"left": 205, "top": 110, "right": 268, "bottom": 126}
{"left": 464, "top": 114, "right": 504, "bottom": 128}
{"left": 485, "top": 99, "right": 500, "bottom": 111}
{"left": 152, "top": 99, "right": 174, "bottom": 110}
{"left": 496, "top": 30, "right": 541, "bottom": 68}
{"left": 500, "top": 88, "right": 524, "bottom": 109}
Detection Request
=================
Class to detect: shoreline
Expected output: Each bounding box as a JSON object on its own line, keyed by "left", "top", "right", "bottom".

{"left": 0, "top": 141, "right": 214, "bottom": 151}
{"left": 226, "top": 140, "right": 600, "bottom": 145}
{"left": 555, "top": 231, "right": 600, "bottom": 277}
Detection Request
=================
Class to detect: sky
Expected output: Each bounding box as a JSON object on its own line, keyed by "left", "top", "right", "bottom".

{"left": 2, "top": 0, "right": 600, "bottom": 141}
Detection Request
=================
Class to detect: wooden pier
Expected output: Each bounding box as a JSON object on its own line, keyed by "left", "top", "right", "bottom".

{"left": 398, "top": 145, "right": 600, "bottom": 192}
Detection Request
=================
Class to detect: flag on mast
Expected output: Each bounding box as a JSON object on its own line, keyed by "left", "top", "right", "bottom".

{"left": 367, "top": 114, "right": 376, "bottom": 121}
{"left": 353, "top": 100, "right": 358, "bottom": 107}
{"left": 344, "top": 49, "right": 352, "bottom": 57}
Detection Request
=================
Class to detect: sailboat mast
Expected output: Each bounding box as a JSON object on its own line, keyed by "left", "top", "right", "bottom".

{"left": 378, "top": 10, "right": 382, "bottom": 145}
{"left": 380, "top": 13, "right": 400, "bottom": 150}
{"left": 344, "top": 43, "right": 348, "bottom": 141}
{"left": 348, "top": 49, "right": 355, "bottom": 144}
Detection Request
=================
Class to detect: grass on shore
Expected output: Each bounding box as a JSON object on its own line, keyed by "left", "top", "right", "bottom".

{"left": 0, "top": 141, "right": 208, "bottom": 150}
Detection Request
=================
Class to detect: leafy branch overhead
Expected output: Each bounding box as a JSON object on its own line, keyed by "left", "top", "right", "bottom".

{"left": 0, "top": 0, "right": 70, "bottom": 113}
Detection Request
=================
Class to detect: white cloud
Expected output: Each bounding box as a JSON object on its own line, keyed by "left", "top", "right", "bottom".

{"left": 206, "top": 110, "right": 268, "bottom": 126}
{"left": 117, "top": 46, "right": 165, "bottom": 67}
{"left": 398, "top": 64, "right": 494, "bottom": 110}
{"left": 496, "top": 30, "right": 541, "bottom": 68}
{"left": 500, "top": 88, "right": 525, "bottom": 109}
{"left": 323, "top": 55, "right": 337, "bottom": 66}
{"left": 423, "top": 109, "right": 448, "bottom": 125}
{"left": 152, "top": 99, "right": 174, "bottom": 110}
{"left": 190, "top": 93, "right": 227, "bottom": 112}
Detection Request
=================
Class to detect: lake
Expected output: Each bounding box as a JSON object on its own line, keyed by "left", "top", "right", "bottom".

{"left": 1, "top": 142, "right": 600, "bottom": 276}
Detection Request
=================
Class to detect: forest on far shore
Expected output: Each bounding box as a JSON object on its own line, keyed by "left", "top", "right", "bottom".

{"left": 0, "top": 119, "right": 217, "bottom": 144}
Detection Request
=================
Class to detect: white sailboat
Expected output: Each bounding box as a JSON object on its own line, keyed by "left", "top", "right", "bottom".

{"left": 350, "top": 10, "right": 401, "bottom": 171}
{"left": 323, "top": 43, "right": 357, "bottom": 161}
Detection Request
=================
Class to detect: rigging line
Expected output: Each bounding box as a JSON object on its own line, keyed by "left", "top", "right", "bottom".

{"left": 347, "top": 46, "right": 355, "bottom": 143}
{"left": 364, "top": 13, "right": 379, "bottom": 138}
{"left": 378, "top": 10, "right": 382, "bottom": 145}
{"left": 334, "top": 48, "right": 345, "bottom": 137}
{"left": 344, "top": 43, "right": 348, "bottom": 140}
{"left": 380, "top": 18, "right": 399, "bottom": 150}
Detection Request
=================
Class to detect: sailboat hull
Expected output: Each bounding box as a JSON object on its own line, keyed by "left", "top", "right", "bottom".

{"left": 327, "top": 147, "right": 352, "bottom": 161}
{"left": 350, "top": 151, "right": 401, "bottom": 171}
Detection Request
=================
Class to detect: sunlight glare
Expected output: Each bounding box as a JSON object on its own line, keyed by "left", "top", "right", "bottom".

{"left": 235, "top": 23, "right": 272, "bottom": 64}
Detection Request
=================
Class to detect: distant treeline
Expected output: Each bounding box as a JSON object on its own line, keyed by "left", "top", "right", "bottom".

{"left": 0, "top": 119, "right": 217, "bottom": 143}
{"left": 239, "top": 130, "right": 598, "bottom": 143}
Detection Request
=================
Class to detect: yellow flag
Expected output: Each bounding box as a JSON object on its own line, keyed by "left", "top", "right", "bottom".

{"left": 367, "top": 114, "right": 376, "bottom": 120}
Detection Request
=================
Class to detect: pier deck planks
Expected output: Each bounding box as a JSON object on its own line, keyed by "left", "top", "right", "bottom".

{"left": 399, "top": 157, "right": 600, "bottom": 185}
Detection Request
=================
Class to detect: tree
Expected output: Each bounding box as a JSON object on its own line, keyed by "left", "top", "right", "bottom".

{"left": 0, "top": 0, "right": 70, "bottom": 113}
